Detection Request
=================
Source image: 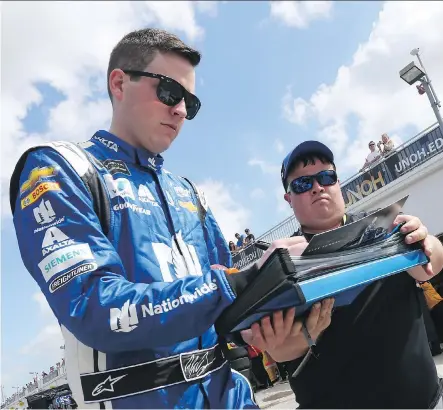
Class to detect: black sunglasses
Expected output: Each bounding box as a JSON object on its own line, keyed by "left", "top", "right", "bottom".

{"left": 122, "top": 70, "right": 201, "bottom": 120}
{"left": 288, "top": 170, "right": 338, "bottom": 194}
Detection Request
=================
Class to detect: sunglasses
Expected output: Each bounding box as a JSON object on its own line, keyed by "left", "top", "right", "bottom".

{"left": 288, "top": 170, "right": 338, "bottom": 194}
{"left": 122, "top": 70, "right": 201, "bottom": 120}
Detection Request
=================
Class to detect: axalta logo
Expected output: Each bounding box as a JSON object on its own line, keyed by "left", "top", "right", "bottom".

{"left": 113, "top": 202, "right": 151, "bottom": 215}
{"left": 21, "top": 182, "right": 61, "bottom": 209}
{"left": 109, "top": 282, "right": 218, "bottom": 333}
{"left": 93, "top": 136, "right": 118, "bottom": 152}
{"left": 41, "top": 227, "right": 74, "bottom": 256}
{"left": 20, "top": 166, "right": 58, "bottom": 195}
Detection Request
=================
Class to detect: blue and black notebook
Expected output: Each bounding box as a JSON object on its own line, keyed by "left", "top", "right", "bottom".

{"left": 215, "top": 195, "right": 429, "bottom": 335}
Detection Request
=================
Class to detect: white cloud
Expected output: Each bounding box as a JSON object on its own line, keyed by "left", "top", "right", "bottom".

{"left": 1, "top": 1, "right": 218, "bottom": 217}
{"left": 270, "top": 1, "right": 333, "bottom": 29}
{"left": 282, "top": 91, "right": 311, "bottom": 124}
{"left": 274, "top": 139, "right": 285, "bottom": 154}
{"left": 248, "top": 158, "right": 281, "bottom": 175}
{"left": 250, "top": 188, "right": 266, "bottom": 199}
{"left": 282, "top": 1, "right": 443, "bottom": 176}
{"left": 197, "top": 179, "right": 250, "bottom": 241}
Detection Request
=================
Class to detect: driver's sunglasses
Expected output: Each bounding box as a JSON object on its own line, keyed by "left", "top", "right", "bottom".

{"left": 288, "top": 170, "right": 338, "bottom": 194}
{"left": 122, "top": 70, "right": 201, "bottom": 120}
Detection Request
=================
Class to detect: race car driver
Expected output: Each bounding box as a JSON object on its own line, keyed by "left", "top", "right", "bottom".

{"left": 9, "top": 28, "right": 267, "bottom": 409}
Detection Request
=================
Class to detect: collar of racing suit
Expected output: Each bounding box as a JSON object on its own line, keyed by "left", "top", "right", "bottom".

{"left": 91, "top": 130, "right": 164, "bottom": 172}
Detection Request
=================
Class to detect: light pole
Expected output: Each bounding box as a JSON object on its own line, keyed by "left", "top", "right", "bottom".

{"left": 399, "top": 48, "right": 443, "bottom": 131}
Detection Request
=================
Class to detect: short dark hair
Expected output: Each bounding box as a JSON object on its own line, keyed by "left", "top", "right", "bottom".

{"left": 107, "top": 28, "right": 201, "bottom": 101}
{"left": 285, "top": 154, "right": 336, "bottom": 188}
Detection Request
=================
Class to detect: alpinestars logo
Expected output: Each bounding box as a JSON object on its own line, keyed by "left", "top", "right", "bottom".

{"left": 109, "top": 282, "right": 218, "bottom": 333}
{"left": 33, "top": 199, "right": 56, "bottom": 225}
{"left": 92, "top": 374, "right": 127, "bottom": 397}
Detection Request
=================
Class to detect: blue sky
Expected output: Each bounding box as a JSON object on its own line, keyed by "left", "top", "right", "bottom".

{"left": 2, "top": 1, "right": 443, "bottom": 398}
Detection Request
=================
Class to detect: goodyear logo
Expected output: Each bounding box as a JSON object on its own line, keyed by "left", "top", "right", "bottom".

{"left": 21, "top": 182, "right": 61, "bottom": 209}
{"left": 179, "top": 201, "right": 197, "bottom": 213}
{"left": 20, "top": 166, "right": 58, "bottom": 195}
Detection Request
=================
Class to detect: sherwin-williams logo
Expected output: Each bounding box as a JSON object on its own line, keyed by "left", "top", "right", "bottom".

{"left": 20, "top": 166, "right": 58, "bottom": 195}
{"left": 38, "top": 243, "right": 95, "bottom": 282}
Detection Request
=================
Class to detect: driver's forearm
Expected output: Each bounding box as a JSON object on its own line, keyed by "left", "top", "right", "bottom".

{"left": 408, "top": 235, "right": 443, "bottom": 282}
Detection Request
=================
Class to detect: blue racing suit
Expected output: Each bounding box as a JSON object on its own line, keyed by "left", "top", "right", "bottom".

{"left": 10, "top": 130, "right": 257, "bottom": 409}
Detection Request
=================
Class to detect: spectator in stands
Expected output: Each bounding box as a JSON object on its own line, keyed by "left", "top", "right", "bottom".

{"left": 360, "top": 141, "right": 381, "bottom": 171}
{"left": 377, "top": 133, "right": 394, "bottom": 155}
{"left": 235, "top": 232, "right": 245, "bottom": 248}
{"left": 244, "top": 229, "right": 255, "bottom": 245}
{"left": 228, "top": 241, "right": 237, "bottom": 253}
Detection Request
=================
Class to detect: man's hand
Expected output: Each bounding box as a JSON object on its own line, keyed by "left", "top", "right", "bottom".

{"left": 257, "top": 237, "right": 309, "bottom": 270}
{"left": 394, "top": 214, "right": 443, "bottom": 281}
{"left": 240, "top": 298, "right": 335, "bottom": 363}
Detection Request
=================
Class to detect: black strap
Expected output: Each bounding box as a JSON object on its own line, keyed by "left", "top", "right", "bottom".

{"left": 80, "top": 344, "right": 226, "bottom": 403}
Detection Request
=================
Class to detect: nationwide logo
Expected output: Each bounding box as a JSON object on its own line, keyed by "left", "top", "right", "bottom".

{"left": 41, "top": 227, "right": 74, "bottom": 256}
{"left": 104, "top": 175, "right": 135, "bottom": 200}
{"left": 20, "top": 166, "right": 58, "bottom": 195}
{"left": 174, "top": 186, "right": 191, "bottom": 198}
{"left": 93, "top": 135, "right": 118, "bottom": 152}
{"left": 38, "top": 243, "right": 95, "bottom": 282}
{"left": 138, "top": 185, "right": 158, "bottom": 206}
{"left": 49, "top": 262, "right": 97, "bottom": 293}
{"left": 178, "top": 201, "right": 198, "bottom": 213}
{"left": 21, "top": 182, "right": 61, "bottom": 209}
{"left": 109, "top": 282, "right": 218, "bottom": 333}
{"left": 110, "top": 300, "right": 139, "bottom": 333}
{"left": 33, "top": 199, "right": 56, "bottom": 225}
{"left": 34, "top": 217, "right": 65, "bottom": 234}
{"left": 147, "top": 156, "right": 156, "bottom": 169}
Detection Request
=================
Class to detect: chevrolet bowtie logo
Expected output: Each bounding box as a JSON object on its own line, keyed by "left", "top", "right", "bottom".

{"left": 20, "top": 166, "right": 58, "bottom": 195}
{"left": 178, "top": 201, "right": 198, "bottom": 213}
{"left": 92, "top": 374, "right": 127, "bottom": 397}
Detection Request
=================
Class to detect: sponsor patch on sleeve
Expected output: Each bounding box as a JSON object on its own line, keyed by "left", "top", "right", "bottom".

{"left": 49, "top": 262, "right": 97, "bottom": 293}
{"left": 21, "top": 182, "right": 61, "bottom": 209}
{"left": 38, "top": 243, "right": 95, "bottom": 282}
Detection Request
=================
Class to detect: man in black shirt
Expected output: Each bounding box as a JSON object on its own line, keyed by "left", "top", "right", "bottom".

{"left": 242, "top": 141, "right": 443, "bottom": 408}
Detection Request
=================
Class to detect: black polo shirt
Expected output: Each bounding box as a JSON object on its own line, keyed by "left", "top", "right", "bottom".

{"left": 287, "top": 212, "right": 442, "bottom": 409}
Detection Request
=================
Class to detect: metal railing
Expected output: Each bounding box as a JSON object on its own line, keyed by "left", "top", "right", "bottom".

{"left": 340, "top": 121, "right": 440, "bottom": 188}
{"left": 1, "top": 366, "right": 67, "bottom": 408}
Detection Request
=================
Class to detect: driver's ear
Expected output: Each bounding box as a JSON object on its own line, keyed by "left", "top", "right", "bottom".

{"left": 284, "top": 193, "right": 291, "bottom": 206}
